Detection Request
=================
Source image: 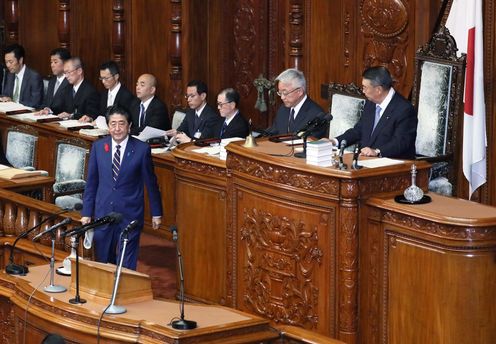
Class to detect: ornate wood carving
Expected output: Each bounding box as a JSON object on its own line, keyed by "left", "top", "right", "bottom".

{"left": 58, "top": 0, "right": 71, "bottom": 49}
{"left": 112, "top": 0, "right": 126, "bottom": 76}
{"left": 169, "top": 0, "right": 183, "bottom": 110}
{"left": 288, "top": 1, "right": 304, "bottom": 69}
{"left": 358, "top": 171, "right": 428, "bottom": 197}
{"left": 383, "top": 211, "right": 496, "bottom": 242}
{"left": 0, "top": 201, "right": 4, "bottom": 236}
{"left": 240, "top": 207, "right": 323, "bottom": 328}
{"left": 360, "top": 0, "right": 410, "bottom": 85}
{"left": 14, "top": 206, "right": 27, "bottom": 236}
{"left": 233, "top": 1, "right": 257, "bottom": 98}
{"left": 337, "top": 201, "right": 358, "bottom": 340}
{"left": 3, "top": 203, "right": 15, "bottom": 236}
{"left": 228, "top": 154, "right": 339, "bottom": 196}
{"left": 5, "top": 0, "right": 19, "bottom": 44}
{"left": 176, "top": 159, "right": 227, "bottom": 178}
{"left": 0, "top": 297, "right": 15, "bottom": 344}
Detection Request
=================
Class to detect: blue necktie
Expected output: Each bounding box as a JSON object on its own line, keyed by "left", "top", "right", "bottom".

{"left": 220, "top": 121, "right": 228, "bottom": 138}
{"left": 288, "top": 108, "right": 295, "bottom": 133}
{"left": 139, "top": 103, "right": 146, "bottom": 127}
{"left": 112, "top": 145, "right": 121, "bottom": 182}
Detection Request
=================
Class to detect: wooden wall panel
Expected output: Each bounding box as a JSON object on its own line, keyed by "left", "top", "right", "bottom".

{"left": 18, "top": 0, "right": 58, "bottom": 78}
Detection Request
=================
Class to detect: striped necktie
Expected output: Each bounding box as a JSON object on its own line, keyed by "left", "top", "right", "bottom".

{"left": 13, "top": 75, "right": 20, "bottom": 102}
{"left": 139, "top": 103, "right": 146, "bottom": 127}
{"left": 112, "top": 145, "right": 121, "bottom": 182}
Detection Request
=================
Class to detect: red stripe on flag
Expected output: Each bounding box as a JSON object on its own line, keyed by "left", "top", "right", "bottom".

{"left": 464, "top": 27, "right": 475, "bottom": 116}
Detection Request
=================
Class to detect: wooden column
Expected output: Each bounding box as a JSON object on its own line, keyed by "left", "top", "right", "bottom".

{"left": 58, "top": 0, "right": 71, "bottom": 50}
{"left": 288, "top": 0, "right": 304, "bottom": 70}
{"left": 169, "top": 0, "right": 183, "bottom": 110}
{"left": 4, "top": 0, "right": 19, "bottom": 44}
{"left": 112, "top": 0, "right": 126, "bottom": 78}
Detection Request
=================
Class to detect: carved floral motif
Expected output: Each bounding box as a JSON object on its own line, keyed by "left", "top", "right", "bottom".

{"left": 176, "top": 159, "right": 227, "bottom": 178}
{"left": 228, "top": 154, "right": 339, "bottom": 195}
{"left": 240, "top": 208, "right": 323, "bottom": 328}
{"left": 234, "top": 1, "right": 256, "bottom": 97}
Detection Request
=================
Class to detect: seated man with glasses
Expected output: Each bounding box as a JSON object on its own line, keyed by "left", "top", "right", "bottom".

{"left": 98, "top": 60, "right": 136, "bottom": 116}
{"left": 266, "top": 68, "right": 327, "bottom": 138}
{"left": 58, "top": 57, "right": 100, "bottom": 122}
{"left": 166, "top": 80, "right": 221, "bottom": 143}
{"left": 333, "top": 66, "right": 417, "bottom": 159}
{"left": 215, "top": 88, "right": 249, "bottom": 139}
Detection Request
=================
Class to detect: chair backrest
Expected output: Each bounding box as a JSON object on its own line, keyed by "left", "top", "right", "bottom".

{"left": 171, "top": 109, "right": 186, "bottom": 130}
{"left": 54, "top": 139, "right": 89, "bottom": 183}
{"left": 411, "top": 25, "right": 466, "bottom": 192}
{"left": 5, "top": 125, "right": 38, "bottom": 169}
{"left": 325, "top": 82, "right": 366, "bottom": 151}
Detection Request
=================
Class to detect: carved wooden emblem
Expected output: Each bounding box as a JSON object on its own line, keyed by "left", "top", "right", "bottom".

{"left": 240, "top": 208, "right": 323, "bottom": 328}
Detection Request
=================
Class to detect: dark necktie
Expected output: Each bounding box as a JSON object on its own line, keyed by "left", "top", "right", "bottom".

{"left": 219, "top": 121, "right": 228, "bottom": 138}
{"left": 288, "top": 108, "right": 296, "bottom": 133}
{"left": 139, "top": 103, "right": 146, "bottom": 127}
{"left": 112, "top": 145, "right": 121, "bottom": 182}
{"left": 194, "top": 113, "right": 201, "bottom": 132}
{"left": 372, "top": 105, "right": 381, "bottom": 134}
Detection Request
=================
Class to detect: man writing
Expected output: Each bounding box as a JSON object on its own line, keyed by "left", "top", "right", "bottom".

{"left": 81, "top": 106, "right": 162, "bottom": 270}
{"left": 334, "top": 66, "right": 417, "bottom": 159}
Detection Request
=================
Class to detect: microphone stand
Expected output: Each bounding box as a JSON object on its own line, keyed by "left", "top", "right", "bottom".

{"left": 293, "top": 133, "right": 309, "bottom": 158}
{"left": 44, "top": 231, "right": 67, "bottom": 293}
{"left": 104, "top": 230, "right": 130, "bottom": 314}
{"left": 352, "top": 145, "right": 363, "bottom": 170}
{"left": 69, "top": 233, "right": 86, "bottom": 304}
{"left": 170, "top": 226, "right": 197, "bottom": 330}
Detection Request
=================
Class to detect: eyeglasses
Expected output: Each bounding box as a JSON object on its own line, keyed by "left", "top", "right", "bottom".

{"left": 63, "top": 67, "right": 80, "bottom": 75}
{"left": 99, "top": 75, "right": 115, "bottom": 81}
{"left": 276, "top": 87, "right": 300, "bottom": 97}
{"left": 184, "top": 93, "right": 198, "bottom": 99}
{"left": 217, "top": 101, "right": 232, "bottom": 108}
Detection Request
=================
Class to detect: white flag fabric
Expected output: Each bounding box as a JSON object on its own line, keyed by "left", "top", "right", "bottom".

{"left": 446, "top": 0, "right": 487, "bottom": 198}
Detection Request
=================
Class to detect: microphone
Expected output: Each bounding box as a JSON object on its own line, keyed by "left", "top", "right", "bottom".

{"left": 296, "top": 112, "right": 333, "bottom": 138}
{"left": 32, "top": 217, "right": 72, "bottom": 241}
{"left": 338, "top": 139, "right": 347, "bottom": 170}
{"left": 62, "top": 212, "right": 122, "bottom": 238}
{"left": 6, "top": 203, "right": 82, "bottom": 275}
{"left": 352, "top": 143, "right": 363, "bottom": 170}
{"left": 122, "top": 220, "right": 139, "bottom": 235}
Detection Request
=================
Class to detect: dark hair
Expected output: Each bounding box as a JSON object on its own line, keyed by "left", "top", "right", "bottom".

{"left": 4, "top": 43, "right": 25, "bottom": 60}
{"left": 362, "top": 66, "right": 393, "bottom": 90}
{"left": 221, "top": 88, "right": 240, "bottom": 107}
{"left": 50, "top": 48, "right": 71, "bottom": 61}
{"left": 105, "top": 105, "right": 131, "bottom": 124}
{"left": 42, "top": 333, "right": 66, "bottom": 344}
{"left": 100, "top": 60, "right": 120, "bottom": 75}
{"left": 187, "top": 80, "right": 208, "bottom": 95}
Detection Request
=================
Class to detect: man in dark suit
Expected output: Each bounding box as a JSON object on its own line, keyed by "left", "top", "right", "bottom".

{"left": 58, "top": 57, "right": 100, "bottom": 121}
{"left": 129, "top": 73, "right": 170, "bottom": 135}
{"left": 266, "top": 68, "right": 326, "bottom": 138}
{"left": 166, "top": 80, "right": 221, "bottom": 142}
{"left": 0, "top": 44, "right": 43, "bottom": 108}
{"left": 215, "top": 88, "right": 249, "bottom": 139}
{"left": 335, "top": 66, "right": 417, "bottom": 159}
{"left": 81, "top": 106, "right": 162, "bottom": 270}
{"left": 98, "top": 61, "right": 135, "bottom": 115}
{"left": 39, "top": 48, "right": 71, "bottom": 115}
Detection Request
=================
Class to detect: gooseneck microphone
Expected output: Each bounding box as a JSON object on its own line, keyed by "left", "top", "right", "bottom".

{"left": 5, "top": 203, "right": 82, "bottom": 276}
{"left": 169, "top": 225, "right": 197, "bottom": 330}
{"left": 338, "top": 139, "right": 348, "bottom": 170}
{"left": 32, "top": 217, "right": 72, "bottom": 241}
{"left": 62, "top": 212, "right": 122, "bottom": 238}
{"left": 296, "top": 112, "right": 333, "bottom": 138}
{"left": 352, "top": 143, "right": 363, "bottom": 170}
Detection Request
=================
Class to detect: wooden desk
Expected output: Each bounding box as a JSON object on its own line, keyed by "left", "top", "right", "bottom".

{"left": 0, "top": 265, "right": 279, "bottom": 344}
{"left": 364, "top": 194, "right": 496, "bottom": 344}
{"left": 172, "top": 139, "right": 430, "bottom": 343}
{"left": 0, "top": 175, "right": 54, "bottom": 202}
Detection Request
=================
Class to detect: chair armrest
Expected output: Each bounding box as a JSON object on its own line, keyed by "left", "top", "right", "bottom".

{"left": 53, "top": 180, "right": 86, "bottom": 194}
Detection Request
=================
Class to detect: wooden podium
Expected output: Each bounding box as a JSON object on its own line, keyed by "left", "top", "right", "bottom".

{"left": 173, "top": 139, "right": 430, "bottom": 344}
{"left": 70, "top": 258, "right": 153, "bottom": 305}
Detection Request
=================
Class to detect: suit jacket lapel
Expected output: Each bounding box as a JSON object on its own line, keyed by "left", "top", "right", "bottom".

{"left": 118, "top": 137, "right": 136, "bottom": 180}
{"left": 369, "top": 96, "right": 397, "bottom": 143}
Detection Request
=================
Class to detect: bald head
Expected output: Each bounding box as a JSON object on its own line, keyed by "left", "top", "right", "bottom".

{"left": 136, "top": 73, "right": 157, "bottom": 101}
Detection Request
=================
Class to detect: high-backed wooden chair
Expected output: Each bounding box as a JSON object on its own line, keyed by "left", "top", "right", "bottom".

{"left": 411, "top": 25, "right": 466, "bottom": 196}
{"left": 5, "top": 125, "right": 38, "bottom": 170}
{"left": 325, "top": 82, "right": 366, "bottom": 151}
{"left": 52, "top": 138, "right": 89, "bottom": 209}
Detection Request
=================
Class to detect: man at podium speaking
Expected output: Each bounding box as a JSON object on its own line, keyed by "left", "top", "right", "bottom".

{"left": 81, "top": 106, "right": 162, "bottom": 270}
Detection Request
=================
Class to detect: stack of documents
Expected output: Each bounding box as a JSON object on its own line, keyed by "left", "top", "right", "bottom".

{"left": 306, "top": 140, "right": 334, "bottom": 167}
{"left": 220, "top": 138, "right": 244, "bottom": 160}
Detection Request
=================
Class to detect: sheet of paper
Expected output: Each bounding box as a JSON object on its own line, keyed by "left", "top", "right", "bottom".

{"left": 151, "top": 147, "right": 169, "bottom": 154}
{"left": 135, "top": 126, "right": 167, "bottom": 141}
{"left": 94, "top": 115, "right": 109, "bottom": 129}
{"left": 58, "top": 120, "right": 94, "bottom": 128}
{"left": 281, "top": 138, "right": 304, "bottom": 145}
{"left": 7, "top": 113, "right": 59, "bottom": 122}
{"left": 358, "top": 158, "right": 405, "bottom": 168}
{"left": 192, "top": 146, "right": 221, "bottom": 155}
{"left": 0, "top": 101, "right": 33, "bottom": 113}
{"left": 79, "top": 128, "right": 109, "bottom": 137}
